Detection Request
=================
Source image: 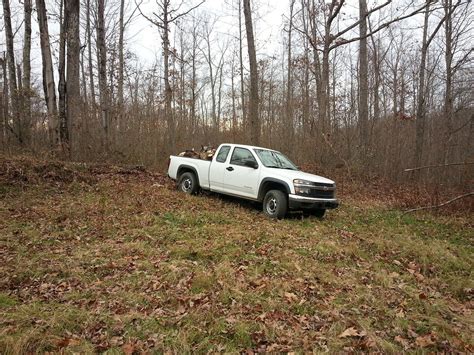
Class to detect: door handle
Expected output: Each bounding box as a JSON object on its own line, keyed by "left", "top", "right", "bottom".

{"left": 226, "top": 167, "right": 234, "bottom": 171}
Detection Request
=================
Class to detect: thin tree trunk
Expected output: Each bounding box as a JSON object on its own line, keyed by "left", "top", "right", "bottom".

{"left": 22, "top": 0, "right": 32, "bottom": 145}
{"left": 162, "top": 4, "right": 175, "bottom": 151}
{"left": 58, "top": 0, "right": 68, "bottom": 146}
{"left": 117, "top": 0, "right": 125, "bottom": 107}
{"left": 443, "top": 0, "right": 454, "bottom": 166}
{"left": 243, "top": 0, "right": 259, "bottom": 145}
{"left": 65, "top": 0, "right": 81, "bottom": 157}
{"left": 286, "top": 0, "right": 295, "bottom": 152}
{"left": 2, "top": 0, "right": 20, "bottom": 143}
{"left": 358, "top": 0, "right": 369, "bottom": 157}
{"left": 0, "top": 56, "right": 8, "bottom": 147}
{"left": 238, "top": 0, "right": 246, "bottom": 134}
{"left": 36, "top": 0, "right": 58, "bottom": 145}
{"left": 97, "top": 0, "right": 109, "bottom": 151}
{"left": 86, "top": 0, "right": 96, "bottom": 108}
{"left": 414, "top": 1, "right": 431, "bottom": 169}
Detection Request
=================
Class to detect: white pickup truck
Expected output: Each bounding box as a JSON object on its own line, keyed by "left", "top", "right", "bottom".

{"left": 167, "top": 144, "right": 338, "bottom": 219}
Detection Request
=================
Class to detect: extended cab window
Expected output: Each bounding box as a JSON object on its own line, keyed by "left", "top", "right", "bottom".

{"left": 230, "top": 147, "right": 257, "bottom": 166}
{"left": 215, "top": 146, "right": 231, "bottom": 163}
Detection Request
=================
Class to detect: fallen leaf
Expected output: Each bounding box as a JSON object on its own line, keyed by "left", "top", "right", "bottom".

{"left": 339, "top": 327, "right": 366, "bottom": 338}
{"left": 394, "top": 335, "right": 410, "bottom": 348}
{"left": 395, "top": 309, "right": 405, "bottom": 318}
{"left": 284, "top": 292, "right": 298, "bottom": 302}
{"left": 122, "top": 342, "right": 135, "bottom": 355}
{"left": 416, "top": 334, "right": 435, "bottom": 348}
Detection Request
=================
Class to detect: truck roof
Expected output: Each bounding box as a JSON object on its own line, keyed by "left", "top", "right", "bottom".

{"left": 221, "top": 143, "right": 276, "bottom": 151}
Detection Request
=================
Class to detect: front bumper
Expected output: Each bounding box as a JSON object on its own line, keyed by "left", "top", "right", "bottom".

{"left": 288, "top": 194, "right": 339, "bottom": 210}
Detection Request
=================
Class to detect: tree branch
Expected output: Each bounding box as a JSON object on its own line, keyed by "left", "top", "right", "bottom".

{"left": 329, "top": 2, "right": 428, "bottom": 51}
{"left": 170, "top": 0, "right": 205, "bottom": 23}
{"left": 332, "top": 0, "right": 391, "bottom": 40}
{"left": 404, "top": 162, "right": 474, "bottom": 172}
{"left": 403, "top": 192, "right": 473, "bottom": 213}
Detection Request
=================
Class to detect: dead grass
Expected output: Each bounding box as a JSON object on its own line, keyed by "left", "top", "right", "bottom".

{"left": 0, "top": 156, "right": 473, "bottom": 353}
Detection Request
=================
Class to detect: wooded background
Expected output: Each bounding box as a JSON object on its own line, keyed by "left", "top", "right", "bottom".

{"left": 0, "top": 0, "right": 472, "bottom": 188}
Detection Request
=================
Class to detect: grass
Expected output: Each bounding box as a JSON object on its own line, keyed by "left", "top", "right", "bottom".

{"left": 0, "top": 157, "right": 473, "bottom": 353}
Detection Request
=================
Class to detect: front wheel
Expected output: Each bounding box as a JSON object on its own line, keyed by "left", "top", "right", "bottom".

{"left": 178, "top": 172, "right": 199, "bottom": 195}
{"left": 263, "top": 190, "right": 288, "bottom": 219}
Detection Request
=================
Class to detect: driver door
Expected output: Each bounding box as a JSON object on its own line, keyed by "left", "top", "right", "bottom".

{"left": 223, "top": 147, "right": 260, "bottom": 199}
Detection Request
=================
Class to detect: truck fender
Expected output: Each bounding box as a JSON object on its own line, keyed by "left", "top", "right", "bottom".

{"left": 258, "top": 178, "right": 291, "bottom": 201}
{"left": 177, "top": 164, "right": 200, "bottom": 186}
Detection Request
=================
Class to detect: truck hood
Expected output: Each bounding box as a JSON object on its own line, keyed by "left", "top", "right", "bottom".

{"left": 267, "top": 169, "right": 335, "bottom": 185}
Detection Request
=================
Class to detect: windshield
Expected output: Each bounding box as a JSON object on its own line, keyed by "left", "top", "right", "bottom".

{"left": 254, "top": 149, "right": 298, "bottom": 170}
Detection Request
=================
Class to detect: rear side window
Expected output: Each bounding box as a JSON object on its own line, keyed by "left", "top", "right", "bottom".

{"left": 230, "top": 147, "right": 257, "bottom": 166}
{"left": 216, "top": 146, "right": 231, "bottom": 163}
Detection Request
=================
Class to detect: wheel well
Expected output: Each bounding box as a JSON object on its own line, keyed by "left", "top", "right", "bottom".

{"left": 177, "top": 166, "right": 199, "bottom": 184}
{"left": 258, "top": 181, "right": 289, "bottom": 201}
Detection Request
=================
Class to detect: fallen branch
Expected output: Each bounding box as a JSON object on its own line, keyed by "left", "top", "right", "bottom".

{"left": 404, "top": 162, "right": 474, "bottom": 172}
{"left": 403, "top": 192, "right": 473, "bottom": 214}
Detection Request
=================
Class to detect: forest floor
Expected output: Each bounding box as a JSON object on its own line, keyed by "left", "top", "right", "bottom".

{"left": 0, "top": 156, "right": 473, "bottom": 353}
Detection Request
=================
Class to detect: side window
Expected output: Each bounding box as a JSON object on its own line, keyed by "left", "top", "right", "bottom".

{"left": 216, "top": 146, "right": 231, "bottom": 163}
{"left": 230, "top": 147, "right": 257, "bottom": 166}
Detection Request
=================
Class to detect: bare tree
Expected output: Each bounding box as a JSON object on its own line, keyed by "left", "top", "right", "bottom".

{"left": 117, "top": 0, "right": 126, "bottom": 107}
{"left": 285, "top": 0, "right": 296, "bottom": 152}
{"left": 58, "top": 0, "right": 67, "bottom": 145}
{"left": 243, "top": 0, "right": 259, "bottom": 144}
{"left": 86, "top": 0, "right": 96, "bottom": 108}
{"left": 65, "top": 0, "right": 81, "bottom": 156}
{"left": 36, "top": 0, "right": 59, "bottom": 144}
{"left": 358, "top": 0, "right": 369, "bottom": 157}
{"left": 22, "top": 0, "right": 32, "bottom": 144}
{"left": 2, "top": 0, "right": 19, "bottom": 143}
{"left": 97, "top": 0, "right": 110, "bottom": 150}
{"left": 137, "top": 0, "right": 204, "bottom": 152}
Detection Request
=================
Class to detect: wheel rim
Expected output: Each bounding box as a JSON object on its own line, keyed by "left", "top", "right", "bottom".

{"left": 181, "top": 178, "right": 192, "bottom": 193}
{"left": 266, "top": 197, "right": 277, "bottom": 214}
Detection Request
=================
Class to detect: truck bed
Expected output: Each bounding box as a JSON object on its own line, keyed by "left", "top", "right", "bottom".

{"left": 168, "top": 155, "right": 212, "bottom": 189}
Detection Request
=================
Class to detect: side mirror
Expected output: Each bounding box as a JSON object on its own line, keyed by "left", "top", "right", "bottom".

{"left": 244, "top": 160, "right": 258, "bottom": 169}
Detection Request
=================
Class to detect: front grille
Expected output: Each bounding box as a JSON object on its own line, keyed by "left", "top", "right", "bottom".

{"left": 313, "top": 182, "right": 334, "bottom": 188}
{"left": 308, "top": 189, "right": 335, "bottom": 199}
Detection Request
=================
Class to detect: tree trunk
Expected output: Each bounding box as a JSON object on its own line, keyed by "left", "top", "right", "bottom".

{"left": 443, "top": 0, "right": 454, "bottom": 166}
{"left": 2, "top": 0, "right": 20, "bottom": 144}
{"left": 117, "top": 0, "right": 125, "bottom": 107}
{"left": 86, "top": 0, "right": 96, "bottom": 108}
{"left": 97, "top": 0, "right": 109, "bottom": 151}
{"left": 0, "top": 56, "right": 8, "bottom": 147}
{"left": 414, "top": 1, "right": 431, "bottom": 169}
{"left": 286, "top": 0, "right": 295, "bottom": 152}
{"left": 65, "top": 0, "right": 80, "bottom": 156}
{"left": 22, "top": 0, "right": 32, "bottom": 145}
{"left": 58, "top": 0, "right": 68, "bottom": 146}
{"left": 238, "top": 0, "right": 246, "bottom": 134}
{"left": 162, "top": 4, "right": 175, "bottom": 151}
{"left": 36, "top": 0, "right": 59, "bottom": 145}
{"left": 358, "top": 0, "right": 369, "bottom": 157}
{"left": 243, "top": 0, "right": 259, "bottom": 145}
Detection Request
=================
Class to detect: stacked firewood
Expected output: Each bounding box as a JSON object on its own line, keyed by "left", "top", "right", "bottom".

{"left": 178, "top": 146, "right": 216, "bottom": 161}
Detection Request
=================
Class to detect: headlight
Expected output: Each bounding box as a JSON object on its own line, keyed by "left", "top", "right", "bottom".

{"left": 293, "top": 179, "right": 317, "bottom": 186}
{"left": 294, "top": 186, "right": 312, "bottom": 195}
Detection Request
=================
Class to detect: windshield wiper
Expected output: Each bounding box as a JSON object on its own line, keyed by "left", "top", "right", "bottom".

{"left": 266, "top": 165, "right": 283, "bottom": 169}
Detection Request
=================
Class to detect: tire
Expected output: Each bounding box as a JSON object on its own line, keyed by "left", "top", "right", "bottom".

{"left": 178, "top": 172, "right": 199, "bottom": 195}
{"left": 263, "top": 190, "right": 288, "bottom": 219}
{"left": 311, "top": 208, "right": 326, "bottom": 218}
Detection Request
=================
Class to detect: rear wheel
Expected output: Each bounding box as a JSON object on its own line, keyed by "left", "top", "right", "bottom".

{"left": 178, "top": 172, "right": 199, "bottom": 195}
{"left": 263, "top": 190, "right": 288, "bottom": 219}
